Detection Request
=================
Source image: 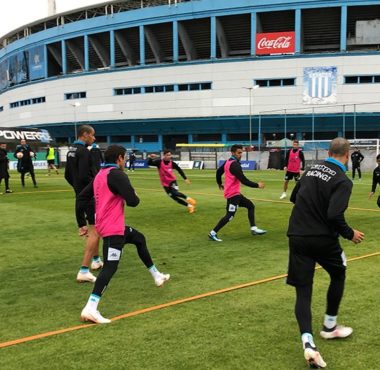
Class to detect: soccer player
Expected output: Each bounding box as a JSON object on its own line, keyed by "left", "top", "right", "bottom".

{"left": 0, "top": 143, "right": 12, "bottom": 194}
{"left": 46, "top": 144, "right": 59, "bottom": 176}
{"left": 286, "top": 137, "right": 364, "bottom": 368}
{"left": 65, "top": 125, "right": 103, "bottom": 283}
{"left": 208, "top": 144, "right": 266, "bottom": 242}
{"left": 14, "top": 139, "right": 38, "bottom": 188}
{"left": 368, "top": 154, "right": 380, "bottom": 208}
{"left": 147, "top": 151, "right": 196, "bottom": 213}
{"left": 78, "top": 145, "right": 170, "bottom": 324}
{"left": 280, "top": 140, "right": 305, "bottom": 199}
{"left": 351, "top": 147, "right": 364, "bottom": 181}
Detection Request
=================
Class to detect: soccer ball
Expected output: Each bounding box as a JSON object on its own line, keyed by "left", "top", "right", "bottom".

{"left": 16, "top": 152, "right": 24, "bottom": 159}
{"left": 30, "top": 151, "right": 35, "bottom": 158}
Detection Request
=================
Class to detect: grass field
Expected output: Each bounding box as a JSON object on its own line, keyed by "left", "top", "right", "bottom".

{"left": 0, "top": 168, "right": 379, "bottom": 370}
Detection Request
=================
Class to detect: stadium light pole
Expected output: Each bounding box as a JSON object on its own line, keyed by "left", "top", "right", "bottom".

{"left": 69, "top": 101, "right": 81, "bottom": 140}
{"left": 243, "top": 85, "right": 259, "bottom": 148}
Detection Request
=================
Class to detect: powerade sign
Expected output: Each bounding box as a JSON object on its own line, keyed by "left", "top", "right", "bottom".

{"left": 218, "top": 160, "right": 256, "bottom": 170}
{"left": 0, "top": 128, "right": 53, "bottom": 143}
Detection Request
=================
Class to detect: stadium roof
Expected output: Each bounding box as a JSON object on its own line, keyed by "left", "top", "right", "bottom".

{"left": 0, "top": 0, "right": 193, "bottom": 49}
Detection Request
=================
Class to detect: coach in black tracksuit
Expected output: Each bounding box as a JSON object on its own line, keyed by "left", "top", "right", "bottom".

{"left": 286, "top": 138, "right": 364, "bottom": 367}
{"left": 351, "top": 148, "right": 364, "bottom": 180}
{"left": 369, "top": 154, "right": 380, "bottom": 208}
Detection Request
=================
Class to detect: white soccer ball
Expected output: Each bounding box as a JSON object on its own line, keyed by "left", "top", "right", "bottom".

{"left": 29, "top": 151, "right": 35, "bottom": 158}
{"left": 16, "top": 152, "right": 24, "bottom": 159}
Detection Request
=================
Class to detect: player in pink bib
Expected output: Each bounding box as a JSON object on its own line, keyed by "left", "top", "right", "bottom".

{"left": 148, "top": 150, "right": 197, "bottom": 213}
{"left": 77, "top": 145, "right": 170, "bottom": 324}
{"left": 208, "top": 144, "right": 267, "bottom": 242}
{"left": 280, "top": 140, "right": 305, "bottom": 200}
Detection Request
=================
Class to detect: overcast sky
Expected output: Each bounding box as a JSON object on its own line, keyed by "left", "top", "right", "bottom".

{"left": 0, "top": 0, "right": 112, "bottom": 38}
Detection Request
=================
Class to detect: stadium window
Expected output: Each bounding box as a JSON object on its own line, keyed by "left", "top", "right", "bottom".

{"left": 193, "top": 133, "right": 222, "bottom": 142}
{"left": 200, "top": 82, "right": 212, "bottom": 90}
{"left": 178, "top": 84, "right": 189, "bottom": 91}
{"left": 95, "top": 136, "right": 107, "bottom": 143}
{"left": 133, "top": 87, "right": 141, "bottom": 94}
{"left": 374, "top": 76, "right": 380, "bottom": 83}
{"left": 269, "top": 79, "right": 281, "bottom": 87}
{"left": 138, "top": 135, "right": 158, "bottom": 142}
{"left": 345, "top": 76, "right": 359, "bottom": 84}
{"left": 227, "top": 133, "right": 251, "bottom": 141}
{"left": 145, "top": 86, "right": 154, "bottom": 93}
{"left": 114, "top": 89, "right": 124, "bottom": 95}
{"left": 255, "top": 80, "right": 269, "bottom": 87}
{"left": 65, "top": 92, "right": 86, "bottom": 100}
{"left": 111, "top": 135, "right": 131, "bottom": 142}
{"left": 359, "top": 76, "right": 373, "bottom": 84}
{"left": 154, "top": 85, "right": 164, "bottom": 93}
{"left": 165, "top": 85, "right": 174, "bottom": 92}
{"left": 282, "top": 78, "right": 295, "bottom": 86}
{"left": 189, "top": 83, "right": 201, "bottom": 91}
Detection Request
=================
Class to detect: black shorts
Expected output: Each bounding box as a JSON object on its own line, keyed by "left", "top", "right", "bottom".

{"left": 47, "top": 159, "right": 55, "bottom": 165}
{"left": 285, "top": 171, "right": 300, "bottom": 181}
{"left": 226, "top": 194, "right": 253, "bottom": 213}
{"left": 102, "top": 226, "right": 142, "bottom": 261}
{"left": 163, "top": 181, "right": 179, "bottom": 194}
{"left": 286, "top": 236, "right": 346, "bottom": 287}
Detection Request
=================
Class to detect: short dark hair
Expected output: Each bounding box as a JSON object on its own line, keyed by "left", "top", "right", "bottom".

{"left": 293, "top": 140, "right": 299, "bottom": 144}
{"left": 329, "top": 137, "right": 350, "bottom": 157}
{"left": 377, "top": 154, "right": 380, "bottom": 160}
{"left": 163, "top": 150, "right": 172, "bottom": 155}
{"left": 104, "top": 145, "right": 126, "bottom": 163}
{"left": 77, "top": 125, "right": 94, "bottom": 138}
{"left": 230, "top": 144, "right": 243, "bottom": 153}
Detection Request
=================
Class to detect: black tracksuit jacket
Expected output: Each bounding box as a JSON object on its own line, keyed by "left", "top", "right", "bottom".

{"left": 287, "top": 159, "right": 354, "bottom": 241}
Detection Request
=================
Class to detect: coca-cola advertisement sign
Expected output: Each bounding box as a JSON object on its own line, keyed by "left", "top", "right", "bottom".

{"left": 256, "top": 31, "right": 295, "bottom": 55}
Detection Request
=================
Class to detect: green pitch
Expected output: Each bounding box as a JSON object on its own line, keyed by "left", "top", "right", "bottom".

{"left": 0, "top": 169, "right": 379, "bottom": 369}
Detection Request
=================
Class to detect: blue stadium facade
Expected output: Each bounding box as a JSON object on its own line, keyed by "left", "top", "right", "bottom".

{"left": 1, "top": 0, "right": 380, "bottom": 151}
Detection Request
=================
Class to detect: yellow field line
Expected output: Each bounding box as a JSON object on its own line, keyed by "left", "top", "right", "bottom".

{"left": 136, "top": 187, "right": 380, "bottom": 213}
{"left": 0, "top": 251, "right": 379, "bottom": 350}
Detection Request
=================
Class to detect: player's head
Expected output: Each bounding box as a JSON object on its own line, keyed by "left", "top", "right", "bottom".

{"left": 376, "top": 154, "right": 380, "bottom": 165}
{"left": 104, "top": 145, "right": 126, "bottom": 170}
{"left": 20, "top": 139, "right": 27, "bottom": 146}
{"left": 163, "top": 150, "right": 172, "bottom": 161}
{"left": 292, "top": 140, "right": 299, "bottom": 148}
{"left": 0, "top": 143, "right": 6, "bottom": 149}
{"left": 328, "top": 137, "right": 350, "bottom": 165}
{"left": 230, "top": 144, "right": 244, "bottom": 160}
{"left": 77, "top": 125, "right": 96, "bottom": 145}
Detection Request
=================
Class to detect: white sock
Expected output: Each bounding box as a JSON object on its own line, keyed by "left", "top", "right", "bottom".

{"left": 210, "top": 230, "right": 216, "bottom": 235}
{"left": 301, "top": 333, "right": 315, "bottom": 349}
{"left": 86, "top": 294, "right": 100, "bottom": 311}
{"left": 251, "top": 226, "right": 258, "bottom": 231}
{"left": 149, "top": 265, "right": 161, "bottom": 279}
{"left": 323, "top": 314, "right": 337, "bottom": 329}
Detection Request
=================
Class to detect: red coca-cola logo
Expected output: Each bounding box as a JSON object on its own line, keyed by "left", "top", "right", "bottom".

{"left": 256, "top": 32, "right": 295, "bottom": 55}
{"left": 258, "top": 36, "right": 292, "bottom": 49}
